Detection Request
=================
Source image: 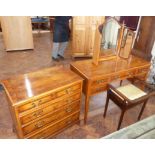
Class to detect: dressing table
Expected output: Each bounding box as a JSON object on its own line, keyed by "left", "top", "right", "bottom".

{"left": 70, "top": 17, "right": 150, "bottom": 123}
{"left": 70, "top": 56, "right": 150, "bottom": 123}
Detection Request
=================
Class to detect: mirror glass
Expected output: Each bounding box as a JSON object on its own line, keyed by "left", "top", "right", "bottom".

{"left": 100, "top": 18, "right": 121, "bottom": 57}
{"left": 119, "top": 28, "right": 135, "bottom": 59}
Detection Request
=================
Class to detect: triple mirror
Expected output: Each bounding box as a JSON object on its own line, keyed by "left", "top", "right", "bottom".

{"left": 93, "top": 17, "right": 135, "bottom": 65}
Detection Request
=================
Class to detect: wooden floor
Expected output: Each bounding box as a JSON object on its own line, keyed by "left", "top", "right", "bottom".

{"left": 0, "top": 31, "right": 155, "bottom": 139}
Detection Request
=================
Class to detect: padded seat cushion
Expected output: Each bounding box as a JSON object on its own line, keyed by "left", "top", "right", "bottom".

{"left": 116, "top": 84, "right": 146, "bottom": 100}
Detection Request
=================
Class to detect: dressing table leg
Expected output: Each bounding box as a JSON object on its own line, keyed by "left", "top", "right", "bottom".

{"left": 84, "top": 94, "right": 90, "bottom": 124}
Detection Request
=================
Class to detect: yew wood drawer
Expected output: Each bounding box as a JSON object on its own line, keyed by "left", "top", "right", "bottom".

{"left": 136, "top": 66, "right": 149, "bottom": 75}
{"left": 26, "top": 112, "right": 79, "bottom": 139}
{"left": 22, "top": 100, "right": 80, "bottom": 136}
{"left": 17, "top": 83, "right": 81, "bottom": 113}
{"left": 91, "top": 84, "right": 108, "bottom": 95}
{"left": 19, "top": 93, "right": 81, "bottom": 125}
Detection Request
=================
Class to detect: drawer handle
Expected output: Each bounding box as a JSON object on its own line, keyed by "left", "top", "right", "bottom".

{"left": 67, "top": 99, "right": 72, "bottom": 104}
{"left": 66, "top": 107, "right": 72, "bottom": 113}
{"left": 66, "top": 120, "right": 72, "bottom": 124}
{"left": 38, "top": 100, "right": 42, "bottom": 105}
{"left": 33, "top": 110, "right": 43, "bottom": 118}
{"left": 31, "top": 103, "right": 38, "bottom": 108}
{"left": 96, "top": 79, "right": 106, "bottom": 84}
{"left": 35, "top": 121, "right": 44, "bottom": 128}
{"left": 128, "top": 73, "right": 134, "bottom": 77}
{"left": 66, "top": 88, "right": 72, "bottom": 94}
{"left": 51, "top": 93, "right": 56, "bottom": 98}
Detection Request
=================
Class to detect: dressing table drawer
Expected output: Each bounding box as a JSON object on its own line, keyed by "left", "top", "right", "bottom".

{"left": 92, "top": 77, "right": 109, "bottom": 86}
{"left": 137, "top": 67, "right": 149, "bottom": 74}
{"left": 91, "top": 84, "right": 108, "bottom": 95}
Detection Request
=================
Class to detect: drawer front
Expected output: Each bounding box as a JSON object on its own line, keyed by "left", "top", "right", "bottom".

{"left": 20, "top": 93, "right": 81, "bottom": 125}
{"left": 125, "top": 69, "right": 137, "bottom": 78}
{"left": 17, "top": 84, "right": 81, "bottom": 113}
{"left": 92, "top": 77, "right": 109, "bottom": 86}
{"left": 27, "top": 112, "right": 79, "bottom": 139}
{"left": 135, "top": 72, "right": 148, "bottom": 81}
{"left": 22, "top": 101, "right": 80, "bottom": 135}
{"left": 91, "top": 84, "right": 108, "bottom": 95}
{"left": 110, "top": 72, "right": 126, "bottom": 81}
{"left": 137, "top": 67, "right": 149, "bottom": 74}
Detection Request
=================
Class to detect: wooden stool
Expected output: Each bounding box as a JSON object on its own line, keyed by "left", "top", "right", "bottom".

{"left": 103, "top": 82, "right": 153, "bottom": 130}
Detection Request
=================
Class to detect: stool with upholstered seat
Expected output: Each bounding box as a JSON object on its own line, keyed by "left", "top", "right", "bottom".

{"left": 103, "top": 81, "right": 154, "bottom": 130}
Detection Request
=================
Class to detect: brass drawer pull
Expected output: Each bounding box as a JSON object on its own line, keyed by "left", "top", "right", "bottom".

{"left": 114, "top": 75, "right": 119, "bottom": 79}
{"left": 38, "top": 100, "right": 42, "bottom": 105}
{"left": 51, "top": 93, "right": 56, "bottom": 98}
{"left": 67, "top": 99, "right": 72, "bottom": 104}
{"left": 128, "top": 72, "right": 134, "bottom": 77}
{"left": 66, "top": 107, "right": 72, "bottom": 113}
{"left": 35, "top": 121, "right": 44, "bottom": 128}
{"left": 31, "top": 103, "right": 38, "bottom": 108}
{"left": 66, "top": 88, "right": 72, "bottom": 94}
{"left": 66, "top": 120, "right": 72, "bottom": 124}
{"left": 33, "top": 110, "right": 43, "bottom": 118}
{"left": 96, "top": 79, "right": 106, "bottom": 84}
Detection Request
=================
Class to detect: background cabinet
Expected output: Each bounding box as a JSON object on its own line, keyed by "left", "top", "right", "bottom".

{"left": 0, "top": 16, "right": 34, "bottom": 51}
{"left": 132, "top": 16, "right": 155, "bottom": 60}
{"left": 72, "top": 16, "right": 105, "bottom": 58}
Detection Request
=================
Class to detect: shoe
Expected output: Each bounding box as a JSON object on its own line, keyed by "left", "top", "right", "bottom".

{"left": 52, "top": 57, "right": 59, "bottom": 62}
{"left": 58, "top": 54, "right": 65, "bottom": 60}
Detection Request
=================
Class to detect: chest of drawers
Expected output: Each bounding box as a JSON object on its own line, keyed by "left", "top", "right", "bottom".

{"left": 1, "top": 66, "right": 83, "bottom": 138}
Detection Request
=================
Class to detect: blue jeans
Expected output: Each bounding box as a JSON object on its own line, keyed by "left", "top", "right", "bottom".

{"left": 52, "top": 42, "right": 68, "bottom": 58}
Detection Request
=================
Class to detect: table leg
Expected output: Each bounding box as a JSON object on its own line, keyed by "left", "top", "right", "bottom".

{"left": 84, "top": 94, "right": 90, "bottom": 124}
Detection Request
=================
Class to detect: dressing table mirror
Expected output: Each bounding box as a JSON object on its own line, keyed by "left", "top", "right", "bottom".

{"left": 119, "top": 28, "right": 135, "bottom": 59}
{"left": 92, "top": 17, "right": 125, "bottom": 65}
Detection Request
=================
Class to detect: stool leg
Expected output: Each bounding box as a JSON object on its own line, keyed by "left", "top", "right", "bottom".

{"left": 137, "top": 100, "right": 148, "bottom": 121}
{"left": 117, "top": 110, "right": 125, "bottom": 130}
{"left": 103, "top": 93, "right": 110, "bottom": 118}
{"left": 120, "top": 80, "right": 123, "bottom": 86}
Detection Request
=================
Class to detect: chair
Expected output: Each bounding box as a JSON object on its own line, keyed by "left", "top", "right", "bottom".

{"left": 103, "top": 80, "right": 155, "bottom": 130}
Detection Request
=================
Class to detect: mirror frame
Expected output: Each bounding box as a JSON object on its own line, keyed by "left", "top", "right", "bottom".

{"left": 92, "top": 19, "right": 125, "bottom": 65}
{"left": 118, "top": 29, "right": 135, "bottom": 59}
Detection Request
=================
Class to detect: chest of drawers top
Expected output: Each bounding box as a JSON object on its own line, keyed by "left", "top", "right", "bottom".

{"left": 1, "top": 66, "right": 83, "bottom": 106}
{"left": 70, "top": 55, "right": 150, "bottom": 79}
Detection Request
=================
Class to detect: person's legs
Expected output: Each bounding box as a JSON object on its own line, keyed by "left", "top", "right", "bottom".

{"left": 58, "top": 41, "right": 68, "bottom": 58}
{"left": 52, "top": 42, "right": 59, "bottom": 59}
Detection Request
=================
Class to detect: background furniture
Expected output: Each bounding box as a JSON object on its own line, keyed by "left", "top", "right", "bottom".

{"left": 132, "top": 16, "right": 155, "bottom": 61}
{"left": 31, "top": 16, "right": 49, "bottom": 33}
{"left": 49, "top": 16, "right": 55, "bottom": 32}
{"left": 103, "top": 114, "right": 155, "bottom": 139}
{"left": 0, "top": 16, "right": 34, "bottom": 51}
{"left": 119, "top": 16, "right": 140, "bottom": 31}
{"left": 70, "top": 55, "right": 150, "bottom": 123}
{"left": 104, "top": 81, "right": 154, "bottom": 130}
{"left": 1, "top": 66, "right": 83, "bottom": 139}
{"left": 72, "top": 16, "right": 104, "bottom": 58}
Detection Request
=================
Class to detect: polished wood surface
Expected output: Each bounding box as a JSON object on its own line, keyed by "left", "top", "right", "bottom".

{"left": 70, "top": 55, "right": 150, "bottom": 123}
{"left": 0, "top": 16, "right": 34, "bottom": 51}
{"left": 1, "top": 66, "right": 83, "bottom": 138}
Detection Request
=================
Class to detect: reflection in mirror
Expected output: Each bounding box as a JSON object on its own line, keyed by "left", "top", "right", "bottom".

{"left": 100, "top": 17, "right": 121, "bottom": 57}
{"left": 119, "top": 29, "right": 135, "bottom": 59}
